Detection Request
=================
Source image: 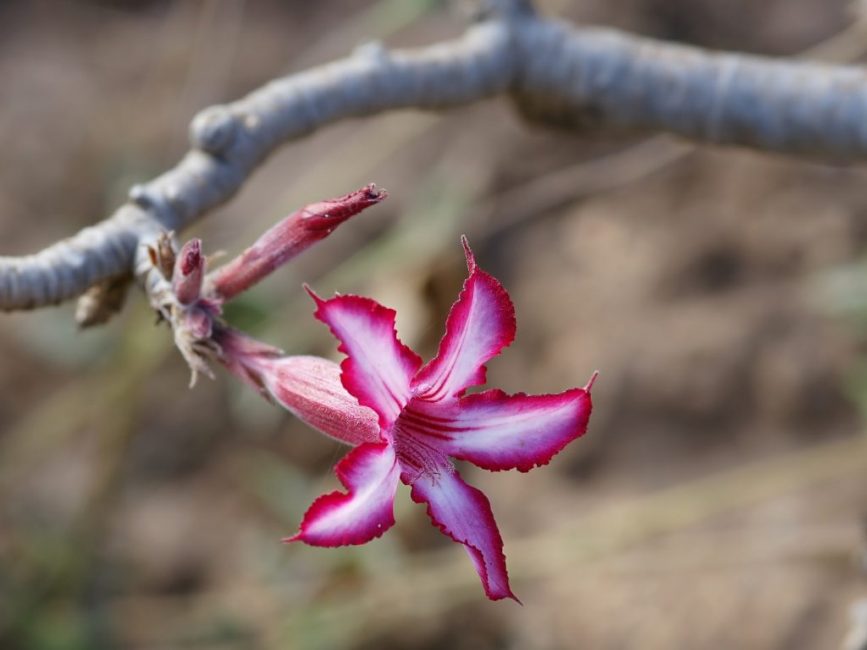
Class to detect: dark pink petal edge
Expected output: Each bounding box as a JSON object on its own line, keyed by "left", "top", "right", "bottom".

{"left": 286, "top": 442, "right": 399, "bottom": 547}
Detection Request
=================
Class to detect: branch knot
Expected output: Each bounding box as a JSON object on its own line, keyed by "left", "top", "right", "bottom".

{"left": 190, "top": 105, "right": 239, "bottom": 156}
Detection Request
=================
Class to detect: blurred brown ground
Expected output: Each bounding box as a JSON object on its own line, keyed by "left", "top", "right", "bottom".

{"left": 1, "top": 1, "right": 867, "bottom": 649}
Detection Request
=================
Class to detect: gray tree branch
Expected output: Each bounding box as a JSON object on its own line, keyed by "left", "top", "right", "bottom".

{"left": 2, "top": 3, "right": 867, "bottom": 315}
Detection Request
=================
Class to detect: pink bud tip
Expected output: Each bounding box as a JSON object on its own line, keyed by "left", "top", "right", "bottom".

{"left": 299, "top": 183, "right": 387, "bottom": 232}
{"left": 173, "top": 239, "right": 204, "bottom": 305}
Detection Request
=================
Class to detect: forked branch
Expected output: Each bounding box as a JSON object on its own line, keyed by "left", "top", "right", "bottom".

{"left": 3, "top": 0, "right": 867, "bottom": 317}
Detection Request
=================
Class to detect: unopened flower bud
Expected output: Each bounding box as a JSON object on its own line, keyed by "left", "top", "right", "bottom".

{"left": 206, "top": 184, "right": 387, "bottom": 303}
{"left": 173, "top": 239, "right": 204, "bottom": 305}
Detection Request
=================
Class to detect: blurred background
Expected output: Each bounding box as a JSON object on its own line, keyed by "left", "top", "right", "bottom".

{"left": 2, "top": 0, "right": 867, "bottom": 648}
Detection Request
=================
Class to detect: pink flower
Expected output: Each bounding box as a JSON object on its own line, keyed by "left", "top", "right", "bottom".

{"left": 161, "top": 189, "right": 594, "bottom": 603}
{"left": 287, "top": 237, "right": 595, "bottom": 601}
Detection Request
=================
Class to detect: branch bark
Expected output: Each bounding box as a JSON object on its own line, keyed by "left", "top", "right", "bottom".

{"left": 2, "top": 3, "right": 867, "bottom": 315}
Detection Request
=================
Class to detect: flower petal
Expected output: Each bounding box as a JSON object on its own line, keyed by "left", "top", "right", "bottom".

{"left": 310, "top": 290, "right": 422, "bottom": 427}
{"left": 408, "top": 466, "right": 517, "bottom": 601}
{"left": 402, "top": 385, "right": 593, "bottom": 472}
{"left": 412, "top": 238, "right": 515, "bottom": 401}
{"left": 288, "top": 442, "right": 399, "bottom": 546}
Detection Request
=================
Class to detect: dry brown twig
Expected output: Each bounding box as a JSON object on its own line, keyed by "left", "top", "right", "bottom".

{"left": 4, "top": 0, "right": 867, "bottom": 321}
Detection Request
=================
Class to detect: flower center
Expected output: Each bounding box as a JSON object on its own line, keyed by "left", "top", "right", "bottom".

{"left": 391, "top": 407, "right": 453, "bottom": 485}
